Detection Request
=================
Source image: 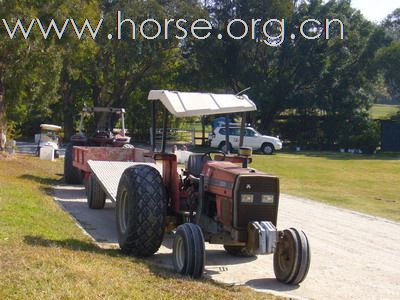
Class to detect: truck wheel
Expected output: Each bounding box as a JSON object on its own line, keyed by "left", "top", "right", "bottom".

{"left": 261, "top": 143, "right": 275, "bottom": 155}
{"left": 116, "top": 165, "right": 166, "bottom": 257}
{"left": 273, "top": 228, "right": 311, "bottom": 285}
{"left": 218, "top": 141, "right": 232, "bottom": 153}
{"left": 64, "top": 143, "right": 83, "bottom": 184}
{"left": 223, "top": 245, "right": 254, "bottom": 257}
{"left": 87, "top": 174, "right": 106, "bottom": 209}
{"left": 172, "top": 223, "right": 205, "bottom": 278}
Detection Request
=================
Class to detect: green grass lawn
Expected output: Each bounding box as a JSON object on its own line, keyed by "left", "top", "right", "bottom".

{"left": 370, "top": 104, "right": 400, "bottom": 119}
{"left": 252, "top": 152, "right": 400, "bottom": 221}
{"left": 0, "top": 154, "right": 276, "bottom": 300}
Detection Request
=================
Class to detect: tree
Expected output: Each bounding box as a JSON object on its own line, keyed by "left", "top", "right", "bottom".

{"left": 68, "top": 0, "right": 206, "bottom": 140}
{"left": 189, "top": 0, "right": 386, "bottom": 147}
{"left": 0, "top": 1, "right": 92, "bottom": 138}
{"left": 377, "top": 9, "right": 400, "bottom": 100}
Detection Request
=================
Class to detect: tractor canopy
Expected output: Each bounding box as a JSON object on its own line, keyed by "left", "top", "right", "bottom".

{"left": 148, "top": 90, "right": 257, "bottom": 117}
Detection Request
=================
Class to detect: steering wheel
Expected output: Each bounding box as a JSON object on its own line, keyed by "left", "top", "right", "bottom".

{"left": 203, "top": 150, "right": 226, "bottom": 161}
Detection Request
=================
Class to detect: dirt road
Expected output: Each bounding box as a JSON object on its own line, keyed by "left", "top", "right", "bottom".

{"left": 54, "top": 185, "right": 400, "bottom": 299}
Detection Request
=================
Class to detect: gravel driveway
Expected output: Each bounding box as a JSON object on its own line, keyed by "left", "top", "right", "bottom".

{"left": 53, "top": 186, "right": 400, "bottom": 299}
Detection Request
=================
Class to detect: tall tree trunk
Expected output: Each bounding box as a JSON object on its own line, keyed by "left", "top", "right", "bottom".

{"left": 0, "top": 77, "right": 6, "bottom": 151}
{"left": 61, "top": 66, "right": 74, "bottom": 141}
{"left": 0, "top": 77, "right": 6, "bottom": 132}
{"left": 62, "top": 90, "right": 74, "bottom": 141}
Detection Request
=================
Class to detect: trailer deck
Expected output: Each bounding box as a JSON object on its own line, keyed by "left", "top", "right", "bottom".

{"left": 87, "top": 160, "right": 162, "bottom": 202}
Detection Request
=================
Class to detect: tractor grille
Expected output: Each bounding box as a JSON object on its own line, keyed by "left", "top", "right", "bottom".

{"left": 233, "top": 175, "right": 279, "bottom": 229}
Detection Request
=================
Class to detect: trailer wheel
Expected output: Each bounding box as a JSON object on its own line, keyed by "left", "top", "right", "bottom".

{"left": 116, "top": 165, "right": 166, "bottom": 257}
{"left": 223, "top": 245, "right": 254, "bottom": 257}
{"left": 273, "top": 228, "right": 311, "bottom": 285}
{"left": 172, "top": 223, "right": 205, "bottom": 278}
{"left": 87, "top": 174, "right": 106, "bottom": 209}
{"left": 64, "top": 144, "right": 83, "bottom": 184}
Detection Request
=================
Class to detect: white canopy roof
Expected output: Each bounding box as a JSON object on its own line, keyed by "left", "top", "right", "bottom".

{"left": 40, "top": 124, "right": 62, "bottom": 131}
{"left": 148, "top": 90, "right": 257, "bottom": 117}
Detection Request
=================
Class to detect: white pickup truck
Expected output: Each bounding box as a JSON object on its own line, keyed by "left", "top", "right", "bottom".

{"left": 209, "top": 126, "right": 282, "bottom": 154}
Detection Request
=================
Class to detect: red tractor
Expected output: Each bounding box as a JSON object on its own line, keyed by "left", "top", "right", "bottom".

{"left": 71, "top": 91, "right": 310, "bottom": 284}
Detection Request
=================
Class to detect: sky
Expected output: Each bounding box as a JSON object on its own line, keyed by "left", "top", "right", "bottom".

{"left": 350, "top": 0, "right": 400, "bottom": 22}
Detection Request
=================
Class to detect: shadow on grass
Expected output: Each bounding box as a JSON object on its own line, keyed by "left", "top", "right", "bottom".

{"left": 23, "top": 235, "right": 171, "bottom": 274}
{"left": 23, "top": 235, "right": 234, "bottom": 290}
{"left": 19, "top": 174, "right": 62, "bottom": 185}
{"left": 189, "top": 146, "right": 400, "bottom": 161}
{"left": 19, "top": 174, "right": 63, "bottom": 196}
{"left": 24, "top": 235, "right": 117, "bottom": 255}
{"left": 277, "top": 151, "right": 400, "bottom": 161}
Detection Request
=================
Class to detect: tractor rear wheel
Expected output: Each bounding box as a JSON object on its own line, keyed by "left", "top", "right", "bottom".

{"left": 223, "top": 245, "right": 254, "bottom": 257}
{"left": 172, "top": 223, "right": 205, "bottom": 278}
{"left": 64, "top": 144, "right": 83, "bottom": 184}
{"left": 273, "top": 228, "right": 311, "bottom": 285}
{"left": 116, "top": 165, "right": 166, "bottom": 257}
{"left": 87, "top": 174, "right": 106, "bottom": 209}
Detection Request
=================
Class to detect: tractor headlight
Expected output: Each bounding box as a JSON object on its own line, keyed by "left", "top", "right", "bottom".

{"left": 261, "top": 194, "right": 274, "bottom": 204}
{"left": 241, "top": 194, "right": 254, "bottom": 203}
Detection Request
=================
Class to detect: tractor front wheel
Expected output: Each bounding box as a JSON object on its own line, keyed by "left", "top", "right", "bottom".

{"left": 273, "top": 228, "right": 311, "bottom": 285}
{"left": 116, "top": 165, "right": 166, "bottom": 256}
{"left": 172, "top": 223, "right": 205, "bottom": 278}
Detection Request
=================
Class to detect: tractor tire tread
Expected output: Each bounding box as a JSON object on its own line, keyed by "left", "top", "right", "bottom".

{"left": 117, "top": 165, "right": 166, "bottom": 257}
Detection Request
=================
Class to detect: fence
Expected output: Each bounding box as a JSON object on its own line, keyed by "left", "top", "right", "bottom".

{"left": 150, "top": 128, "right": 196, "bottom": 145}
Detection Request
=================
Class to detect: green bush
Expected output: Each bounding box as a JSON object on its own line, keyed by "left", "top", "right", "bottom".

{"left": 346, "top": 120, "right": 380, "bottom": 154}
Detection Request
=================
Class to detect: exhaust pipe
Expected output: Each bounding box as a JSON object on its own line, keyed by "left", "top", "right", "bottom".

{"left": 239, "top": 147, "right": 252, "bottom": 168}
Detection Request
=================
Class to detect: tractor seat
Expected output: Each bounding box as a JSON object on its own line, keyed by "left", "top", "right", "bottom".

{"left": 186, "top": 154, "right": 211, "bottom": 178}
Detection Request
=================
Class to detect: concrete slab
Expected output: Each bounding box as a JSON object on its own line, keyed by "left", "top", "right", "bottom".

{"left": 53, "top": 185, "right": 400, "bottom": 300}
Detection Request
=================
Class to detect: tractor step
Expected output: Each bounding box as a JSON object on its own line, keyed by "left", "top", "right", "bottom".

{"left": 87, "top": 160, "right": 162, "bottom": 202}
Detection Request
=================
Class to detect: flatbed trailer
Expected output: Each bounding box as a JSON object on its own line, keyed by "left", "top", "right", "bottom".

{"left": 72, "top": 146, "right": 152, "bottom": 183}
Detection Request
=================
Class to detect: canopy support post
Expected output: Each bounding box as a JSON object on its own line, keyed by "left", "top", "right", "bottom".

{"left": 151, "top": 101, "right": 156, "bottom": 152}
{"left": 201, "top": 116, "right": 206, "bottom": 146}
{"left": 225, "top": 114, "right": 230, "bottom": 154}
{"left": 161, "top": 107, "right": 168, "bottom": 153}
{"left": 239, "top": 112, "right": 246, "bottom": 147}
